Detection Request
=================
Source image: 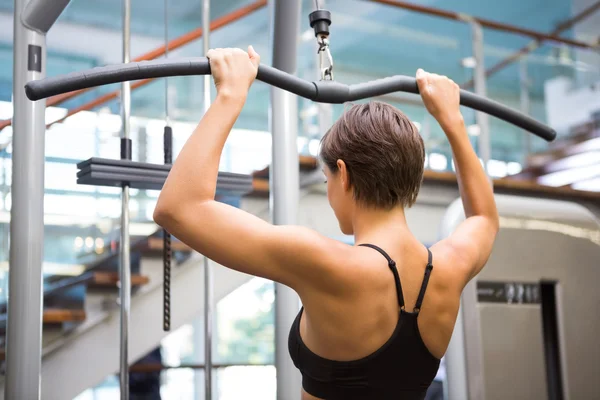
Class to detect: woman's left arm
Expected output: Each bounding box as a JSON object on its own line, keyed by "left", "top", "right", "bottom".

{"left": 153, "top": 47, "right": 343, "bottom": 291}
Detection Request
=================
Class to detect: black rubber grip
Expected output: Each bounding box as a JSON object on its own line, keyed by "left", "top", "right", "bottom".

{"left": 120, "top": 138, "right": 132, "bottom": 161}
{"left": 347, "top": 76, "right": 554, "bottom": 142}
{"left": 163, "top": 126, "right": 173, "bottom": 164}
{"left": 24, "top": 57, "right": 556, "bottom": 141}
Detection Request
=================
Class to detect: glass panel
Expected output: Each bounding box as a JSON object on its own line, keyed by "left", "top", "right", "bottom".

{"left": 76, "top": 366, "right": 276, "bottom": 400}
{"left": 161, "top": 323, "right": 197, "bottom": 365}
{"left": 161, "top": 369, "right": 202, "bottom": 400}
{"left": 215, "top": 278, "right": 274, "bottom": 365}
{"left": 217, "top": 366, "right": 276, "bottom": 400}
{"left": 74, "top": 375, "right": 120, "bottom": 400}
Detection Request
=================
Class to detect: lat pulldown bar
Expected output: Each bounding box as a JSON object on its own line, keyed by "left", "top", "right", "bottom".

{"left": 24, "top": 57, "right": 556, "bottom": 141}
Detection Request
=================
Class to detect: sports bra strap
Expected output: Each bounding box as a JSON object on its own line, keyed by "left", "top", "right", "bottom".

{"left": 358, "top": 243, "right": 405, "bottom": 309}
{"left": 414, "top": 248, "right": 434, "bottom": 313}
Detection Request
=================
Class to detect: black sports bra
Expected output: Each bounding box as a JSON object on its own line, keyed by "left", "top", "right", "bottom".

{"left": 288, "top": 244, "right": 441, "bottom": 399}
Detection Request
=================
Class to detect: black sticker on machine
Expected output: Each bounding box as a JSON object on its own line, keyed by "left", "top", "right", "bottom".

{"left": 28, "top": 45, "right": 42, "bottom": 72}
{"left": 477, "top": 281, "right": 541, "bottom": 304}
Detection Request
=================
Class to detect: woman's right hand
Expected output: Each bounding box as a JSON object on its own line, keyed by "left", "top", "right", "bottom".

{"left": 207, "top": 46, "right": 260, "bottom": 100}
{"left": 416, "top": 69, "right": 463, "bottom": 132}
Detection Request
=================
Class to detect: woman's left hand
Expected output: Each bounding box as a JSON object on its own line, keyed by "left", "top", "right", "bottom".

{"left": 207, "top": 46, "right": 260, "bottom": 99}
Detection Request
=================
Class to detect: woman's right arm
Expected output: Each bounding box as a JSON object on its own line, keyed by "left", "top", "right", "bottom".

{"left": 416, "top": 69, "right": 499, "bottom": 283}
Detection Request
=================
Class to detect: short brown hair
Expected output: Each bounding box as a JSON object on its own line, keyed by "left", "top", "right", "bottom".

{"left": 319, "top": 101, "right": 424, "bottom": 209}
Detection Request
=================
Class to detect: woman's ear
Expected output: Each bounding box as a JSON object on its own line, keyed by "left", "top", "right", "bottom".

{"left": 336, "top": 159, "right": 351, "bottom": 191}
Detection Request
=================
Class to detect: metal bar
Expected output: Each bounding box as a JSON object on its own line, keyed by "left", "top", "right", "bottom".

{"left": 192, "top": 319, "right": 204, "bottom": 400}
{"left": 519, "top": 59, "right": 532, "bottom": 158}
{"left": 471, "top": 21, "right": 491, "bottom": 177}
{"left": 464, "top": 24, "right": 489, "bottom": 400}
{"left": 368, "top": 0, "right": 596, "bottom": 49}
{"left": 203, "top": 255, "right": 213, "bottom": 400}
{"left": 162, "top": 0, "right": 172, "bottom": 336}
{"left": 270, "top": 1, "right": 302, "bottom": 399}
{"left": 20, "top": 0, "right": 71, "bottom": 34}
{"left": 445, "top": 22, "right": 492, "bottom": 400}
{"left": 439, "top": 200, "right": 472, "bottom": 400}
{"left": 462, "top": 1, "right": 600, "bottom": 89}
{"left": 26, "top": 58, "right": 557, "bottom": 141}
{"left": 164, "top": 0, "right": 170, "bottom": 126}
{"left": 5, "top": 0, "right": 46, "bottom": 398}
{"left": 554, "top": 0, "right": 600, "bottom": 31}
{"left": 129, "top": 362, "right": 273, "bottom": 373}
{"left": 0, "top": 0, "right": 269, "bottom": 133}
{"left": 461, "top": 280, "right": 487, "bottom": 399}
{"left": 444, "top": 303, "right": 469, "bottom": 400}
{"left": 202, "top": 0, "right": 213, "bottom": 398}
{"left": 45, "top": 78, "right": 151, "bottom": 128}
{"left": 119, "top": 0, "right": 132, "bottom": 397}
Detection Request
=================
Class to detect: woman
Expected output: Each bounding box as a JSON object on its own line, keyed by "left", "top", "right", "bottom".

{"left": 154, "top": 46, "right": 498, "bottom": 400}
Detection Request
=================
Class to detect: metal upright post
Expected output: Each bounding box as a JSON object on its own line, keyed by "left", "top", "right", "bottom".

{"left": 270, "top": 1, "right": 302, "bottom": 399}
{"left": 119, "top": 0, "right": 132, "bottom": 398}
{"left": 5, "top": 0, "right": 46, "bottom": 398}
{"left": 471, "top": 21, "right": 491, "bottom": 177}
{"left": 202, "top": 0, "right": 213, "bottom": 399}
{"left": 519, "top": 59, "right": 532, "bottom": 157}
{"left": 445, "top": 20, "right": 490, "bottom": 400}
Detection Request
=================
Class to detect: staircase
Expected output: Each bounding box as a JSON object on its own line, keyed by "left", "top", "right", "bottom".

{"left": 0, "top": 230, "right": 257, "bottom": 400}
{"left": 0, "top": 207, "right": 263, "bottom": 400}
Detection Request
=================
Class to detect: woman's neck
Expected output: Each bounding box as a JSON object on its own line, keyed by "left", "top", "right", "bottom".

{"left": 352, "top": 205, "right": 411, "bottom": 245}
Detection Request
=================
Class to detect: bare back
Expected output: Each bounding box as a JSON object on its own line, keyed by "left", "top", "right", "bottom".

{"left": 295, "top": 239, "right": 464, "bottom": 399}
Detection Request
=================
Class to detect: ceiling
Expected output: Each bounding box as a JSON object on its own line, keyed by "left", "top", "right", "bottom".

{"left": 0, "top": 0, "right": 597, "bottom": 160}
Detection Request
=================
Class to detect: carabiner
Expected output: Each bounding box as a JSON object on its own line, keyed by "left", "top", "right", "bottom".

{"left": 317, "top": 36, "right": 334, "bottom": 81}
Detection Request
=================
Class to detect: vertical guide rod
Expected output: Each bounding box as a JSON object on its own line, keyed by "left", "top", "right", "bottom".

{"left": 119, "top": 0, "right": 132, "bottom": 397}
{"left": 270, "top": 1, "right": 303, "bottom": 399}
{"left": 519, "top": 59, "right": 532, "bottom": 158}
{"left": 5, "top": 0, "right": 46, "bottom": 398}
{"left": 471, "top": 21, "right": 491, "bottom": 180}
{"left": 457, "top": 20, "right": 488, "bottom": 400}
{"left": 164, "top": 0, "right": 170, "bottom": 127}
{"left": 202, "top": 0, "right": 213, "bottom": 398}
{"left": 445, "top": 20, "right": 491, "bottom": 400}
{"left": 162, "top": 0, "right": 172, "bottom": 334}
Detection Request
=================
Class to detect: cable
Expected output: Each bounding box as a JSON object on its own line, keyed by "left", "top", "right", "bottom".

{"left": 164, "top": 0, "right": 170, "bottom": 125}
{"left": 162, "top": 0, "right": 172, "bottom": 332}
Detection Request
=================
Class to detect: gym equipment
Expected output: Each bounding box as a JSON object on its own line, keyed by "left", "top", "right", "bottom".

{"left": 75, "top": 158, "right": 252, "bottom": 194}
{"left": 163, "top": 0, "right": 172, "bottom": 333}
{"left": 201, "top": 0, "right": 214, "bottom": 398}
{"left": 24, "top": 58, "right": 556, "bottom": 141}
{"left": 16, "top": 3, "right": 565, "bottom": 399}
{"left": 441, "top": 195, "right": 600, "bottom": 399}
{"left": 119, "top": 0, "right": 132, "bottom": 397}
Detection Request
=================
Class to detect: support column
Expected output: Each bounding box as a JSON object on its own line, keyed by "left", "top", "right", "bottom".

{"left": 192, "top": 318, "right": 205, "bottom": 400}
{"left": 202, "top": 0, "right": 213, "bottom": 398}
{"left": 270, "top": 1, "right": 302, "bottom": 399}
{"left": 471, "top": 21, "right": 491, "bottom": 176}
{"left": 119, "top": 0, "right": 132, "bottom": 398}
{"left": 445, "top": 20, "right": 489, "bottom": 400}
{"left": 5, "top": 0, "right": 46, "bottom": 398}
{"left": 519, "top": 59, "right": 532, "bottom": 158}
{"left": 137, "top": 126, "right": 148, "bottom": 219}
{"left": 21, "top": 0, "right": 71, "bottom": 33}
